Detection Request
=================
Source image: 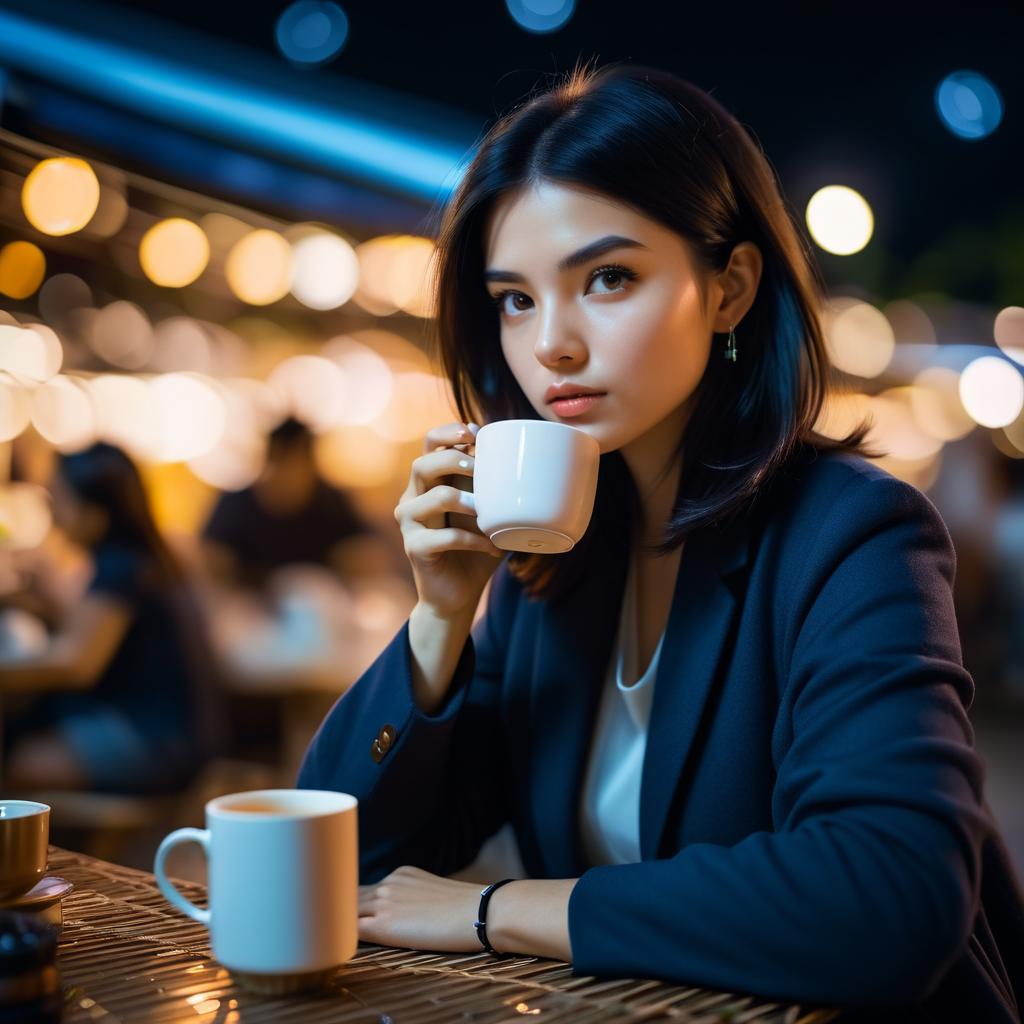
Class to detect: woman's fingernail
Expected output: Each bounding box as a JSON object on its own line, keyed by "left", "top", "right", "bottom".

{"left": 458, "top": 490, "right": 476, "bottom": 512}
{"left": 457, "top": 458, "right": 471, "bottom": 469}
{"left": 468, "top": 422, "right": 480, "bottom": 435}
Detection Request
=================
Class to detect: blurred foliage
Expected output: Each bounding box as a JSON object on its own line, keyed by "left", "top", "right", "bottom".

{"left": 897, "top": 200, "right": 1024, "bottom": 308}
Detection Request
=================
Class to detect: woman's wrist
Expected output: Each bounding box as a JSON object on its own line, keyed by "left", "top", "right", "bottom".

{"left": 474, "top": 878, "right": 516, "bottom": 955}
{"left": 408, "top": 601, "right": 476, "bottom": 715}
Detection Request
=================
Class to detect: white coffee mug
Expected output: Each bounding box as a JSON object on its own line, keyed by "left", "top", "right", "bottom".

{"left": 473, "top": 419, "right": 601, "bottom": 553}
{"left": 154, "top": 789, "right": 358, "bottom": 981}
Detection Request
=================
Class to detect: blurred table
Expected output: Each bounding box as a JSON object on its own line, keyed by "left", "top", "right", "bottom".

{"left": 50, "top": 846, "right": 840, "bottom": 1024}
{"left": 207, "top": 571, "right": 415, "bottom": 781}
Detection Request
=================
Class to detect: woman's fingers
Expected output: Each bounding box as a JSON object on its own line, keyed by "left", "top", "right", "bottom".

{"left": 406, "top": 527, "right": 503, "bottom": 560}
{"left": 423, "top": 421, "right": 479, "bottom": 455}
{"left": 406, "top": 447, "right": 475, "bottom": 499}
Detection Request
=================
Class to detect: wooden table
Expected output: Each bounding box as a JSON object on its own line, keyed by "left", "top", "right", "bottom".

{"left": 47, "top": 847, "right": 841, "bottom": 1023}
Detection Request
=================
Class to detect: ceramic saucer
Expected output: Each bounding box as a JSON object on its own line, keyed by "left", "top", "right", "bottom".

{"left": 0, "top": 876, "right": 74, "bottom": 930}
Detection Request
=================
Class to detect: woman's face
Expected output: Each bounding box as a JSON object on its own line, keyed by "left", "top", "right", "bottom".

{"left": 483, "top": 181, "right": 719, "bottom": 455}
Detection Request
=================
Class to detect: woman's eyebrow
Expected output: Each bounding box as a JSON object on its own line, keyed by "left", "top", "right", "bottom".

{"left": 484, "top": 234, "right": 648, "bottom": 284}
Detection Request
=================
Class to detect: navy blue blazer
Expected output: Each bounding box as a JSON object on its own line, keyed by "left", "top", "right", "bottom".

{"left": 298, "top": 447, "right": 1024, "bottom": 1021}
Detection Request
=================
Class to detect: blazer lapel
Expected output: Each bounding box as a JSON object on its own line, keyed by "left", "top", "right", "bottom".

{"left": 639, "top": 512, "right": 753, "bottom": 860}
{"left": 528, "top": 524, "right": 629, "bottom": 878}
{"left": 528, "top": 506, "right": 753, "bottom": 877}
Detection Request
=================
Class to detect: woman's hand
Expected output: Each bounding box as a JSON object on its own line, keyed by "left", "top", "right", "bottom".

{"left": 358, "top": 865, "right": 490, "bottom": 953}
{"left": 394, "top": 421, "right": 504, "bottom": 622}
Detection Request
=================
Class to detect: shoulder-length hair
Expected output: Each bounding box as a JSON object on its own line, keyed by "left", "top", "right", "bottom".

{"left": 59, "top": 442, "right": 184, "bottom": 586}
{"left": 427, "top": 59, "right": 880, "bottom": 601}
{"left": 58, "top": 442, "right": 225, "bottom": 756}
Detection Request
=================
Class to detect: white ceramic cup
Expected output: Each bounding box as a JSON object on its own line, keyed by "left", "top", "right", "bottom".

{"left": 473, "top": 419, "right": 601, "bottom": 553}
{"left": 154, "top": 789, "right": 358, "bottom": 981}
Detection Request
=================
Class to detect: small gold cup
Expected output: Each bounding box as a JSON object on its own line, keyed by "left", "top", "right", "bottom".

{"left": 0, "top": 801, "right": 50, "bottom": 901}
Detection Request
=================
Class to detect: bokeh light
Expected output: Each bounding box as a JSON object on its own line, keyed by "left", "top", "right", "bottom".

{"left": 388, "top": 236, "right": 436, "bottom": 317}
{"left": 0, "top": 322, "right": 62, "bottom": 382}
{"left": 0, "top": 483, "right": 52, "bottom": 551}
{"left": 0, "top": 241, "right": 46, "bottom": 299}
{"left": 805, "top": 185, "right": 874, "bottom": 255}
{"left": 910, "top": 366, "right": 976, "bottom": 442}
{"left": 321, "top": 335, "right": 393, "bottom": 424}
{"left": 21, "top": 157, "right": 101, "bottom": 236}
{"left": 353, "top": 234, "right": 435, "bottom": 316}
{"left": 883, "top": 299, "right": 936, "bottom": 344}
{"left": 226, "top": 230, "right": 293, "bottom": 305}
{"left": 371, "top": 370, "right": 458, "bottom": 443}
{"left": 187, "top": 380, "right": 268, "bottom": 492}
{"left": 994, "top": 306, "right": 1024, "bottom": 366}
{"left": 936, "top": 70, "right": 1003, "bottom": 140}
{"left": 823, "top": 298, "right": 895, "bottom": 378}
{"left": 505, "top": 0, "right": 576, "bottom": 34}
{"left": 275, "top": 1, "right": 349, "bottom": 66}
{"left": 150, "top": 373, "right": 227, "bottom": 462}
{"left": 352, "top": 235, "right": 403, "bottom": 315}
{"left": 1004, "top": 408, "right": 1024, "bottom": 456}
{"left": 0, "top": 380, "right": 32, "bottom": 441}
{"left": 86, "top": 374, "right": 160, "bottom": 458}
{"left": 870, "top": 387, "right": 944, "bottom": 461}
{"left": 139, "top": 218, "right": 211, "bottom": 287}
{"left": 290, "top": 231, "right": 360, "bottom": 309}
{"left": 151, "top": 317, "right": 213, "bottom": 375}
{"left": 315, "top": 424, "right": 400, "bottom": 489}
{"left": 37, "top": 274, "right": 92, "bottom": 328}
{"left": 88, "top": 301, "right": 155, "bottom": 370}
{"left": 30, "top": 375, "right": 96, "bottom": 451}
{"left": 268, "top": 354, "right": 348, "bottom": 433}
{"left": 959, "top": 356, "right": 1024, "bottom": 428}
{"left": 83, "top": 183, "right": 130, "bottom": 240}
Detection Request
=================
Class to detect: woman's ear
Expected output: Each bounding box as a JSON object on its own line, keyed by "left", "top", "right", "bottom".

{"left": 712, "top": 242, "right": 763, "bottom": 332}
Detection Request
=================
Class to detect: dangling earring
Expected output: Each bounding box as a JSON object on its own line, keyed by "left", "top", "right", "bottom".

{"left": 724, "top": 323, "right": 737, "bottom": 363}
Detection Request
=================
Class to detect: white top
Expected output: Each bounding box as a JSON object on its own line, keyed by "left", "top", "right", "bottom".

{"left": 458, "top": 552, "right": 664, "bottom": 881}
{"left": 577, "top": 550, "right": 663, "bottom": 866}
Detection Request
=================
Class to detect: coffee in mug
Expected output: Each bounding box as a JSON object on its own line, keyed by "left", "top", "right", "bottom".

{"left": 154, "top": 789, "right": 358, "bottom": 993}
{"left": 472, "top": 419, "right": 600, "bottom": 553}
{"left": 0, "top": 801, "right": 50, "bottom": 901}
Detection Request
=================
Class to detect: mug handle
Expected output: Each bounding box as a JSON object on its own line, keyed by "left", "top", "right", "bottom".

{"left": 154, "top": 828, "right": 211, "bottom": 925}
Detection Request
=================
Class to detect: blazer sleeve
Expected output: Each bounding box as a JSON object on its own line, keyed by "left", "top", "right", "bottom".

{"left": 566, "top": 472, "right": 991, "bottom": 1007}
{"left": 296, "top": 559, "right": 519, "bottom": 884}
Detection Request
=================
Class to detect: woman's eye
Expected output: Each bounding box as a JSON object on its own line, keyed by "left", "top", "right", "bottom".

{"left": 586, "top": 263, "right": 637, "bottom": 295}
{"left": 590, "top": 269, "right": 626, "bottom": 292}
{"left": 491, "top": 291, "right": 531, "bottom": 316}
{"left": 488, "top": 264, "right": 636, "bottom": 318}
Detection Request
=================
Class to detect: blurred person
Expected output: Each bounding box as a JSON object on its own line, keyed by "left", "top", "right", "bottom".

{"left": 202, "top": 416, "right": 399, "bottom": 593}
{"left": 0, "top": 443, "right": 223, "bottom": 794}
{"left": 297, "top": 61, "right": 1023, "bottom": 1023}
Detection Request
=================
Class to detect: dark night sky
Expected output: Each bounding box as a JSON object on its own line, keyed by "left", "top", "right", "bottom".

{"left": 8, "top": 0, "right": 1024, "bottom": 302}
{"left": 105, "top": 0, "right": 1024, "bottom": 298}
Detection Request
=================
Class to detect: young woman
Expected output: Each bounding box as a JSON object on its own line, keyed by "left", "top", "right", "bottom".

{"left": 1, "top": 443, "right": 223, "bottom": 794}
{"left": 298, "top": 62, "right": 1023, "bottom": 1021}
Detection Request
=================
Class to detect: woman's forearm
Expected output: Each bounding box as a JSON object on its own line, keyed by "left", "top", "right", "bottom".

{"left": 407, "top": 602, "right": 476, "bottom": 716}
{"left": 486, "top": 878, "right": 577, "bottom": 962}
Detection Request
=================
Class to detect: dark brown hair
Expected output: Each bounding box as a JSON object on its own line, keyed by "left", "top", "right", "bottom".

{"left": 426, "top": 59, "right": 880, "bottom": 600}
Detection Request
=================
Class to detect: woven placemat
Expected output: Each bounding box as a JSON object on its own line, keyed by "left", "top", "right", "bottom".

{"left": 49, "top": 846, "right": 839, "bottom": 1023}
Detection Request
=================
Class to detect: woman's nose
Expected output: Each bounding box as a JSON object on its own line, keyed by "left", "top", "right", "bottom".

{"left": 533, "top": 311, "right": 587, "bottom": 366}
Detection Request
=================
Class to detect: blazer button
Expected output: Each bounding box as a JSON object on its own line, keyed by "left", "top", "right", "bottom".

{"left": 370, "top": 738, "right": 384, "bottom": 763}
{"left": 377, "top": 724, "right": 396, "bottom": 752}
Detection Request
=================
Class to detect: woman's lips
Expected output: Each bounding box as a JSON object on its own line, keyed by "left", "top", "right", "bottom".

{"left": 550, "top": 393, "right": 605, "bottom": 417}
